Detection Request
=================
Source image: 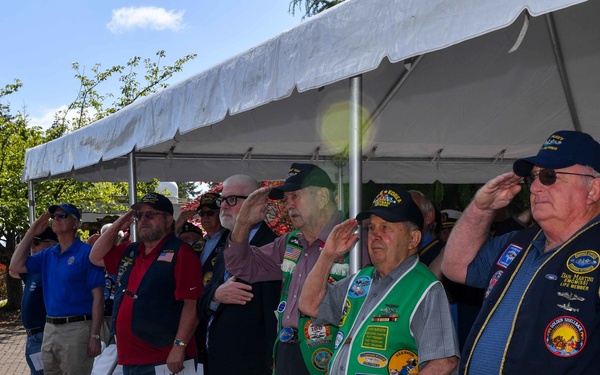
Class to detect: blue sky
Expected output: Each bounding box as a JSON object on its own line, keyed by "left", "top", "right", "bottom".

{"left": 1, "top": 1, "right": 302, "bottom": 128}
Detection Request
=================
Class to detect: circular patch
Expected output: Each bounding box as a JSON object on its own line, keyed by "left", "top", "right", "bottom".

{"left": 304, "top": 320, "right": 331, "bottom": 342}
{"left": 485, "top": 270, "right": 503, "bottom": 299}
{"left": 545, "top": 316, "right": 586, "bottom": 357}
{"left": 203, "top": 271, "right": 213, "bottom": 285}
{"left": 349, "top": 276, "right": 371, "bottom": 298}
{"left": 279, "top": 327, "right": 295, "bottom": 343}
{"left": 357, "top": 352, "right": 388, "bottom": 368}
{"left": 388, "top": 349, "right": 419, "bottom": 375}
{"left": 566, "top": 250, "right": 599, "bottom": 274}
{"left": 67, "top": 256, "right": 75, "bottom": 265}
{"left": 312, "top": 348, "right": 332, "bottom": 371}
{"left": 277, "top": 301, "right": 286, "bottom": 313}
{"left": 334, "top": 330, "right": 344, "bottom": 350}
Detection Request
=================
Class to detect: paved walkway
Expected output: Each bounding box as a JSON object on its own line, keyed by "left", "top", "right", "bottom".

{"left": 0, "top": 328, "right": 29, "bottom": 374}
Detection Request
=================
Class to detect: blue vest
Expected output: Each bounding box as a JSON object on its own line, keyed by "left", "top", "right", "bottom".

{"left": 112, "top": 236, "right": 184, "bottom": 347}
{"left": 461, "top": 224, "right": 600, "bottom": 374}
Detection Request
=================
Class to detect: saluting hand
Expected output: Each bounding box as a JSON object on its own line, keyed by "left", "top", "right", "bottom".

{"left": 236, "top": 186, "right": 272, "bottom": 227}
{"left": 321, "top": 219, "right": 359, "bottom": 260}
{"left": 474, "top": 172, "right": 523, "bottom": 211}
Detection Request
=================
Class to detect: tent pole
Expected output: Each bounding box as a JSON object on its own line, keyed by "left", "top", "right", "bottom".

{"left": 128, "top": 151, "right": 138, "bottom": 242}
{"left": 28, "top": 180, "right": 36, "bottom": 225}
{"left": 349, "top": 75, "right": 362, "bottom": 275}
{"left": 336, "top": 162, "right": 344, "bottom": 212}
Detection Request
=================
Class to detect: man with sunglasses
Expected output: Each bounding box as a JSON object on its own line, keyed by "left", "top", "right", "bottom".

{"left": 89, "top": 193, "right": 203, "bottom": 375}
{"left": 196, "top": 192, "right": 227, "bottom": 286}
{"left": 442, "top": 130, "right": 600, "bottom": 374}
{"left": 197, "top": 174, "right": 279, "bottom": 374}
{"left": 9, "top": 227, "right": 57, "bottom": 375}
{"left": 10, "top": 203, "right": 105, "bottom": 375}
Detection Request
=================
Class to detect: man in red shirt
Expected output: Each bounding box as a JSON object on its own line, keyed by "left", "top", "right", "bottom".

{"left": 90, "top": 193, "right": 203, "bottom": 375}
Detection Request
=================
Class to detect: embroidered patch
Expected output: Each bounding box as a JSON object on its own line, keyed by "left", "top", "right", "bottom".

{"left": 372, "top": 304, "right": 399, "bottom": 322}
{"left": 277, "top": 301, "right": 286, "bottom": 313}
{"left": 485, "top": 270, "right": 503, "bottom": 299}
{"left": 388, "top": 350, "right": 419, "bottom": 375}
{"left": 334, "top": 330, "right": 345, "bottom": 350}
{"left": 496, "top": 244, "right": 522, "bottom": 269}
{"left": 304, "top": 320, "right": 332, "bottom": 348}
{"left": 203, "top": 271, "right": 213, "bottom": 286}
{"left": 311, "top": 348, "right": 332, "bottom": 371}
{"left": 559, "top": 272, "right": 593, "bottom": 292}
{"left": 357, "top": 352, "right": 388, "bottom": 368}
{"left": 349, "top": 276, "right": 371, "bottom": 298}
{"left": 157, "top": 251, "right": 174, "bottom": 262}
{"left": 372, "top": 190, "right": 402, "bottom": 208}
{"left": 284, "top": 245, "right": 302, "bottom": 262}
{"left": 545, "top": 316, "right": 586, "bottom": 357}
{"left": 361, "top": 326, "right": 388, "bottom": 350}
{"left": 340, "top": 299, "right": 351, "bottom": 327}
{"left": 566, "top": 250, "right": 599, "bottom": 274}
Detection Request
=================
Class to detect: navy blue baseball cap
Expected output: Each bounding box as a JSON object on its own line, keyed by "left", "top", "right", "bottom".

{"left": 356, "top": 186, "right": 424, "bottom": 230}
{"left": 49, "top": 203, "right": 81, "bottom": 221}
{"left": 131, "top": 193, "right": 174, "bottom": 215}
{"left": 513, "top": 131, "right": 600, "bottom": 177}
{"left": 268, "top": 163, "right": 336, "bottom": 200}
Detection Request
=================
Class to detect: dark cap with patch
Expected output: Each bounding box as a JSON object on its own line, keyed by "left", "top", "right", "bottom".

{"left": 268, "top": 163, "right": 336, "bottom": 200}
{"left": 131, "top": 193, "right": 174, "bottom": 215}
{"left": 356, "top": 186, "right": 424, "bottom": 229}
{"left": 513, "top": 130, "right": 600, "bottom": 177}
{"left": 49, "top": 203, "right": 82, "bottom": 221}
{"left": 33, "top": 227, "right": 58, "bottom": 242}
{"left": 198, "top": 193, "right": 220, "bottom": 210}
{"left": 180, "top": 222, "right": 203, "bottom": 236}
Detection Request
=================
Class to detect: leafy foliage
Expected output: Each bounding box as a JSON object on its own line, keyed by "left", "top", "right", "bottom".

{"left": 289, "top": 0, "right": 344, "bottom": 19}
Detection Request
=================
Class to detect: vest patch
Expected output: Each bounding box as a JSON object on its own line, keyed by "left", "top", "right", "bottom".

{"left": 303, "top": 320, "right": 332, "bottom": 348}
{"left": 358, "top": 352, "right": 388, "bottom": 368}
{"left": 496, "top": 243, "right": 522, "bottom": 268}
{"left": 485, "top": 270, "right": 503, "bottom": 299}
{"left": 311, "top": 348, "right": 332, "bottom": 371}
{"left": 372, "top": 304, "right": 399, "bottom": 322}
{"left": 334, "top": 330, "right": 344, "bottom": 350}
{"left": 340, "top": 299, "right": 351, "bottom": 327}
{"left": 566, "top": 250, "right": 599, "bottom": 274}
{"left": 388, "top": 349, "right": 419, "bottom": 375}
{"left": 559, "top": 272, "right": 594, "bottom": 292}
{"left": 157, "top": 250, "right": 174, "bottom": 262}
{"left": 361, "top": 326, "right": 388, "bottom": 350}
{"left": 277, "top": 301, "right": 286, "bottom": 313}
{"left": 349, "top": 276, "right": 371, "bottom": 298}
{"left": 203, "top": 271, "right": 213, "bottom": 286}
{"left": 544, "top": 316, "right": 586, "bottom": 357}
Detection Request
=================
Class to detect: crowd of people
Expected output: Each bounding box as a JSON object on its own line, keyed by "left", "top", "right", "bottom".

{"left": 8, "top": 129, "right": 600, "bottom": 374}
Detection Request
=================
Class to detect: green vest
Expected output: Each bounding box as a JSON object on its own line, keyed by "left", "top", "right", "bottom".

{"left": 276, "top": 230, "right": 350, "bottom": 375}
{"left": 330, "top": 259, "right": 438, "bottom": 374}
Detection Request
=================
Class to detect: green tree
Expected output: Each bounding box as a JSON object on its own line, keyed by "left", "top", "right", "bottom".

{"left": 0, "top": 50, "right": 196, "bottom": 311}
{"left": 289, "top": 0, "right": 344, "bottom": 18}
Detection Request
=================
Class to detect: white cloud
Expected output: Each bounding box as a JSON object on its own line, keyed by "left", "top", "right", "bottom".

{"left": 107, "top": 6, "right": 185, "bottom": 34}
{"left": 29, "top": 105, "right": 99, "bottom": 130}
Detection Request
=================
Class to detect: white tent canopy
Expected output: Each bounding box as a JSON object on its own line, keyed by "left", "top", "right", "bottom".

{"left": 22, "top": 0, "right": 597, "bottom": 185}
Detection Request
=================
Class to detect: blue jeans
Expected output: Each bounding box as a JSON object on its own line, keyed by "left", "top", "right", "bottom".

{"left": 25, "top": 331, "right": 44, "bottom": 375}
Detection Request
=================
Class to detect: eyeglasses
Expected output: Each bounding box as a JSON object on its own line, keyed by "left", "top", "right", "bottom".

{"left": 525, "top": 168, "right": 597, "bottom": 188}
{"left": 198, "top": 210, "right": 218, "bottom": 217}
{"left": 135, "top": 211, "right": 167, "bottom": 220}
{"left": 51, "top": 212, "right": 69, "bottom": 219}
{"left": 216, "top": 195, "right": 248, "bottom": 207}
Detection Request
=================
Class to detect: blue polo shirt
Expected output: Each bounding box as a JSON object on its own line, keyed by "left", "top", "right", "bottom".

{"left": 20, "top": 272, "right": 46, "bottom": 330}
{"left": 26, "top": 238, "right": 105, "bottom": 317}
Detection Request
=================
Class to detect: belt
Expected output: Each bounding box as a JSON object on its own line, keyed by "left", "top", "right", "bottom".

{"left": 279, "top": 327, "right": 299, "bottom": 343}
{"left": 26, "top": 327, "right": 44, "bottom": 336}
{"left": 45, "top": 315, "right": 92, "bottom": 325}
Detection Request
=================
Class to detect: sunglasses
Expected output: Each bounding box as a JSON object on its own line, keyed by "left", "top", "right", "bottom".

{"left": 135, "top": 211, "right": 167, "bottom": 220}
{"left": 198, "top": 210, "right": 218, "bottom": 218}
{"left": 525, "top": 168, "right": 596, "bottom": 188}
{"left": 51, "top": 212, "right": 69, "bottom": 219}
{"left": 216, "top": 195, "right": 248, "bottom": 207}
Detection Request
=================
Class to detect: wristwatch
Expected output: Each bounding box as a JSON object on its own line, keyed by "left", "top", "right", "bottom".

{"left": 90, "top": 333, "right": 101, "bottom": 340}
{"left": 173, "top": 339, "right": 187, "bottom": 347}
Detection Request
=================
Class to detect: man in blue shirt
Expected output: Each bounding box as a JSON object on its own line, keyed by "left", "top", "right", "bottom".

{"left": 10, "top": 203, "right": 105, "bottom": 375}
{"left": 10, "top": 227, "right": 58, "bottom": 374}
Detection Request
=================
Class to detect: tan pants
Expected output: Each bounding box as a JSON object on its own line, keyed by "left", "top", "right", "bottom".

{"left": 42, "top": 320, "right": 94, "bottom": 375}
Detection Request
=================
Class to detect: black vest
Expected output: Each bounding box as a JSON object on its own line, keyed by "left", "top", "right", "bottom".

{"left": 461, "top": 223, "right": 600, "bottom": 374}
{"left": 112, "top": 235, "right": 184, "bottom": 347}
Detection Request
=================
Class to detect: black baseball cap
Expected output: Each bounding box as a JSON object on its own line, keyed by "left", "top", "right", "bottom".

{"left": 356, "top": 186, "right": 424, "bottom": 229}
{"left": 197, "top": 193, "right": 220, "bottom": 210}
{"left": 181, "top": 222, "right": 203, "bottom": 235}
{"left": 513, "top": 130, "right": 600, "bottom": 177}
{"left": 131, "top": 193, "right": 174, "bottom": 215}
{"left": 268, "top": 163, "right": 336, "bottom": 200}
{"left": 33, "top": 227, "right": 58, "bottom": 242}
{"left": 49, "top": 203, "right": 82, "bottom": 221}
